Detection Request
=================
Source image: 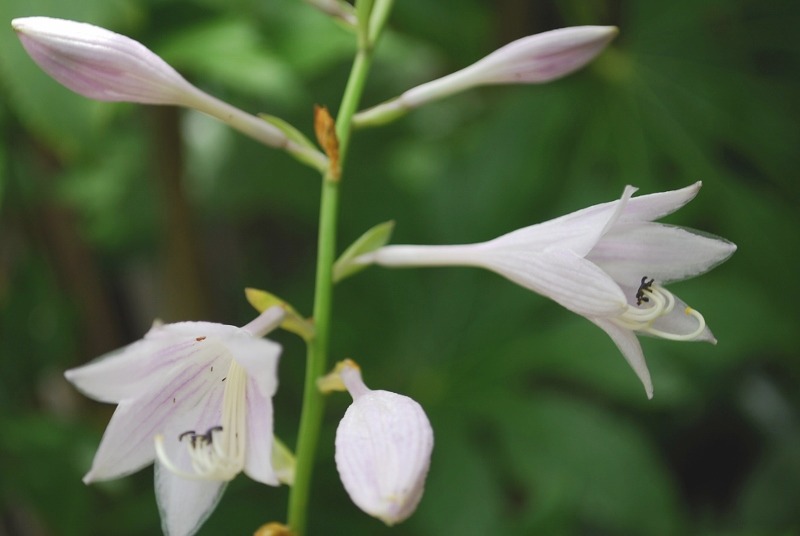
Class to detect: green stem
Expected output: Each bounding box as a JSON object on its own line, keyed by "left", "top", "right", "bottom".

{"left": 286, "top": 43, "right": 376, "bottom": 536}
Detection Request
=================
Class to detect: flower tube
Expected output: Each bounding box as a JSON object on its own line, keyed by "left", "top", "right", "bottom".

{"left": 65, "top": 307, "right": 286, "bottom": 536}
{"left": 357, "top": 183, "right": 737, "bottom": 398}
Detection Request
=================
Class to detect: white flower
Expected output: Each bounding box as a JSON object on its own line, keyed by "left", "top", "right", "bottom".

{"left": 359, "top": 182, "right": 737, "bottom": 398}
{"left": 65, "top": 307, "right": 286, "bottom": 536}
{"left": 332, "top": 360, "right": 433, "bottom": 525}
{"left": 11, "top": 17, "right": 327, "bottom": 170}
{"left": 353, "top": 26, "right": 617, "bottom": 127}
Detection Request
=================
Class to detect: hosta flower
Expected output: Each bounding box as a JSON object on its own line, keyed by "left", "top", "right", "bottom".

{"left": 354, "top": 25, "right": 617, "bottom": 127}
{"left": 11, "top": 17, "right": 327, "bottom": 170}
{"left": 65, "top": 307, "right": 286, "bottom": 536}
{"left": 326, "top": 360, "right": 434, "bottom": 525}
{"left": 358, "top": 182, "right": 736, "bottom": 398}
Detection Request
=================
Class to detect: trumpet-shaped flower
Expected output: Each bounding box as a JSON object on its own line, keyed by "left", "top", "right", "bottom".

{"left": 65, "top": 307, "right": 286, "bottom": 536}
{"left": 11, "top": 17, "right": 327, "bottom": 170}
{"left": 358, "top": 182, "right": 736, "bottom": 398}
{"left": 327, "top": 360, "right": 434, "bottom": 525}
{"left": 354, "top": 26, "right": 617, "bottom": 127}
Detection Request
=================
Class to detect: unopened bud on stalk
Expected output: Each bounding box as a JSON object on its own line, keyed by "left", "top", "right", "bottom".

{"left": 11, "top": 17, "right": 328, "bottom": 171}
{"left": 354, "top": 25, "right": 618, "bottom": 127}
{"left": 328, "top": 359, "right": 434, "bottom": 525}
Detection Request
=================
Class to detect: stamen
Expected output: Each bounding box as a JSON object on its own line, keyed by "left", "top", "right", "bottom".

{"left": 635, "top": 276, "right": 654, "bottom": 306}
{"left": 154, "top": 360, "right": 248, "bottom": 481}
{"left": 612, "top": 280, "right": 705, "bottom": 341}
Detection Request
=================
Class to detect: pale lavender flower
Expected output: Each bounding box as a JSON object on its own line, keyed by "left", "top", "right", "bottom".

{"left": 327, "top": 360, "right": 434, "bottom": 525}
{"left": 65, "top": 307, "right": 285, "bottom": 536}
{"left": 11, "top": 17, "right": 327, "bottom": 170}
{"left": 354, "top": 25, "right": 618, "bottom": 127}
{"left": 358, "top": 183, "right": 737, "bottom": 398}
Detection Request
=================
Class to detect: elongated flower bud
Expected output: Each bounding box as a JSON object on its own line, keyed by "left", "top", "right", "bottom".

{"left": 11, "top": 17, "right": 328, "bottom": 171}
{"left": 354, "top": 25, "right": 618, "bottom": 127}
{"left": 13, "top": 17, "right": 199, "bottom": 105}
{"left": 333, "top": 360, "right": 434, "bottom": 525}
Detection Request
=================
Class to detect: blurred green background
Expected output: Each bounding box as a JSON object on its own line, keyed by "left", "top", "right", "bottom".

{"left": 1, "top": 0, "right": 799, "bottom": 534}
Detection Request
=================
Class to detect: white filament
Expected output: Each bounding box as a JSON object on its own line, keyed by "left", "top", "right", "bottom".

{"left": 155, "top": 360, "right": 247, "bottom": 481}
{"left": 613, "top": 283, "right": 706, "bottom": 341}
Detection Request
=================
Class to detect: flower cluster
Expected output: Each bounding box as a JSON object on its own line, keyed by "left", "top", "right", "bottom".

{"left": 12, "top": 9, "right": 736, "bottom": 536}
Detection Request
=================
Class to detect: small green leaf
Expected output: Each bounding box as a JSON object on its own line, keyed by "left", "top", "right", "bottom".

{"left": 245, "top": 288, "right": 315, "bottom": 341}
{"left": 333, "top": 220, "right": 395, "bottom": 282}
{"left": 258, "top": 114, "right": 318, "bottom": 151}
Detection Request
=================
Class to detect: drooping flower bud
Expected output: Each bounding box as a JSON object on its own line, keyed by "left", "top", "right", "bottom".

{"left": 11, "top": 17, "right": 328, "bottom": 171}
{"left": 354, "top": 26, "right": 618, "bottom": 127}
{"left": 330, "top": 360, "right": 433, "bottom": 525}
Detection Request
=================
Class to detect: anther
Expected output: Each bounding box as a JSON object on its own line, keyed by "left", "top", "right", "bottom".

{"left": 636, "top": 276, "right": 655, "bottom": 306}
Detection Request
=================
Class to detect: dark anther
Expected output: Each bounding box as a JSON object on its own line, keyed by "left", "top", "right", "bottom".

{"left": 196, "top": 336, "right": 206, "bottom": 342}
{"left": 202, "top": 426, "right": 223, "bottom": 444}
{"left": 178, "top": 426, "right": 223, "bottom": 447}
{"left": 636, "top": 276, "right": 655, "bottom": 306}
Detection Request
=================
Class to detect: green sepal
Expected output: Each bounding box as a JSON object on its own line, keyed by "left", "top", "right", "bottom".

{"left": 333, "top": 220, "right": 394, "bottom": 283}
{"left": 245, "top": 288, "right": 315, "bottom": 341}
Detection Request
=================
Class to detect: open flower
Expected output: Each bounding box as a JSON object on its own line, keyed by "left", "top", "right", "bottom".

{"left": 11, "top": 17, "right": 327, "bottom": 170}
{"left": 321, "top": 360, "right": 434, "bottom": 525}
{"left": 353, "top": 26, "right": 617, "bottom": 127}
{"left": 65, "top": 307, "right": 286, "bottom": 536}
{"left": 358, "top": 182, "right": 736, "bottom": 398}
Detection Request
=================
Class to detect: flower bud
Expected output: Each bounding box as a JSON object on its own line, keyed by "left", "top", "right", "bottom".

{"left": 334, "top": 361, "right": 433, "bottom": 525}
{"left": 12, "top": 17, "right": 196, "bottom": 105}
{"left": 11, "top": 17, "right": 328, "bottom": 171}
{"left": 354, "top": 26, "right": 618, "bottom": 127}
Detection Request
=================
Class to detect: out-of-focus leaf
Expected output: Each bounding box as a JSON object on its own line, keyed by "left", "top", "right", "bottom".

{"left": 489, "top": 391, "right": 684, "bottom": 535}
{"left": 413, "top": 412, "right": 508, "bottom": 535}
{"left": 155, "top": 18, "right": 306, "bottom": 106}
{"left": 737, "top": 435, "right": 800, "bottom": 533}
{"left": 53, "top": 132, "right": 155, "bottom": 252}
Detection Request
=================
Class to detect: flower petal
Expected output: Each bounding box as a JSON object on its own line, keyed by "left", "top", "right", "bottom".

{"left": 490, "top": 186, "right": 636, "bottom": 256}
{"left": 587, "top": 223, "right": 737, "bottom": 285}
{"left": 480, "top": 248, "right": 627, "bottom": 317}
{"left": 155, "top": 462, "right": 227, "bottom": 536}
{"left": 591, "top": 318, "right": 653, "bottom": 399}
{"left": 243, "top": 376, "right": 279, "bottom": 485}
{"left": 618, "top": 182, "right": 701, "bottom": 223}
{"left": 83, "top": 346, "right": 229, "bottom": 482}
{"left": 64, "top": 322, "right": 243, "bottom": 404}
{"left": 224, "top": 337, "right": 281, "bottom": 398}
{"left": 648, "top": 292, "right": 717, "bottom": 344}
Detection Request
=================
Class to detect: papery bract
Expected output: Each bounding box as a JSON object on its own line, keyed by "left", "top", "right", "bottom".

{"left": 65, "top": 307, "right": 286, "bottom": 536}
{"left": 334, "top": 361, "right": 434, "bottom": 525}
{"left": 359, "top": 183, "right": 737, "bottom": 398}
